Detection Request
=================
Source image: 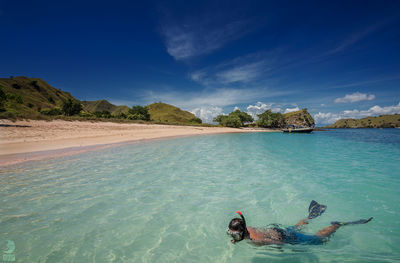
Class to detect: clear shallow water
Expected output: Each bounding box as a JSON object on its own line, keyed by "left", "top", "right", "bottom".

{"left": 1, "top": 129, "right": 400, "bottom": 263}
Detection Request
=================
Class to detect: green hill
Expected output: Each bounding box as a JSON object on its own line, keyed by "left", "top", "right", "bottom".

{"left": 326, "top": 114, "right": 400, "bottom": 128}
{"left": 146, "top": 102, "right": 200, "bottom": 124}
{"left": 82, "top": 100, "right": 129, "bottom": 115}
{"left": 0, "top": 77, "right": 199, "bottom": 125}
{"left": 283, "top": 109, "right": 315, "bottom": 127}
{"left": 0, "top": 76, "right": 76, "bottom": 118}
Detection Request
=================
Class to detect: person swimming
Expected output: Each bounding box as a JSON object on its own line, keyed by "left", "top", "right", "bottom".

{"left": 227, "top": 200, "right": 373, "bottom": 245}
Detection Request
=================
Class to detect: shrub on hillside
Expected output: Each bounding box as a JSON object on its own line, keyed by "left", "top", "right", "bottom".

{"left": 94, "top": 110, "right": 111, "bottom": 118}
{"left": 189, "top": 117, "right": 202, "bottom": 124}
{"left": 30, "top": 81, "right": 41, "bottom": 92}
{"left": 128, "top": 105, "right": 150, "bottom": 121}
{"left": 115, "top": 112, "right": 127, "bottom": 119}
{"left": 0, "top": 87, "right": 6, "bottom": 101}
{"left": 48, "top": 97, "right": 55, "bottom": 104}
{"left": 127, "top": 113, "right": 145, "bottom": 120}
{"left": 79, "top": 111, "right": 94, "bottom": 118}
{"left": 0, "top": 87, "right": 5, "bottom": 111}
{"left": 6, "top": 93, "right": 23, "bottom": 104}
{"left": 62, "top": 99, "right": 82, "bottom": 116}
{"left": 41, "top": 108, "right": 62, "bottom": 116}
{"left": 12, "top": 83, "right": 21, "bottom": 89}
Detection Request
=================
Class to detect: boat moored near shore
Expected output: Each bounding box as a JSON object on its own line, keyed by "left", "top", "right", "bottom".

{"left": 282, "top": 125, "right": 314, "bottom": 133}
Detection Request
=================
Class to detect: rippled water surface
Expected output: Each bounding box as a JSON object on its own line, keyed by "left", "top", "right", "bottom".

{"left": 1, "top": 129, "right": 400, "bottom": 262}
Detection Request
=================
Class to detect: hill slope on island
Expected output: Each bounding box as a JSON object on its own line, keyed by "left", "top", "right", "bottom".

{"left": 283, "top": 109, "right": 315, "bottom": 127}
{"left": 326, "top": 114, "right": 400, "bottom": 128}
{"left": 0, "top": 77, "right": 203, "bottom": 125}
{"left": 0, "top": 76, "right": 76, "bottom": 119}
{"left": 82, "top": 100, "right": 130, "bottom": 115}
{"left": 147, "top": 103, "right": 201, "bottom": 124}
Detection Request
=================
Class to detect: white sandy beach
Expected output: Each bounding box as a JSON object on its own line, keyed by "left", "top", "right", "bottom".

{"left": 0, "top": 120, "right": 276, "bottom": 166}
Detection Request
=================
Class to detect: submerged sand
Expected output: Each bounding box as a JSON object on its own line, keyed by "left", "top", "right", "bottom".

{"left": 0, "top": 120, "right": 277, "bottom": 166}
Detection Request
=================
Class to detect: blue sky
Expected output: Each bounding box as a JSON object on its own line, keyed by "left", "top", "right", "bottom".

{"left": 1, "top": 0, "right": 399, "bottom": 124}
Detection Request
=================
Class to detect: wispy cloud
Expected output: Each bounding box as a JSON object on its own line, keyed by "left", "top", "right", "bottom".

{"left": 326, "top": 24, "right": 382, "bottom": 55}
{"left": 189, "top": 52, "right": 277, "bottom": 87}
{"left": 328, "top": 73, "right": 400, "bottom": 90}
{"left": 297, "top": 20, "right": 396, "bottom": 70}
{"left": 314, "top": 102, "right": 400, "bottom": 124}
{"left": 160, "top": 18, "right": 251, "bottom": 60}
{"left": 216, "top": 61, "right": 266, "bottom": 84}
{"left": 334, "top": 92, "right": 375, "bottom": 103}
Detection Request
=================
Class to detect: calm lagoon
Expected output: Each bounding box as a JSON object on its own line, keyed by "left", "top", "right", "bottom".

{"left": 1, "top": 129, "right": 399, "bottom": 262}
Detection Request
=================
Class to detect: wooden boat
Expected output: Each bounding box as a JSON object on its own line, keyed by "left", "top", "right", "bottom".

{"left": 282, "top": 125, "right": 314, "bottom": 133}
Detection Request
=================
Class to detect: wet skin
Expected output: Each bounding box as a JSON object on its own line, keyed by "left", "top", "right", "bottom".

{"left": 232, "top": 218, "right": 341, "bottom": 246}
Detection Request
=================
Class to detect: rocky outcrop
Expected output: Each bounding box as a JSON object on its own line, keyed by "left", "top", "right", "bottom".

{"left": 283, "top": 109, "right": 315, "bottom": 127}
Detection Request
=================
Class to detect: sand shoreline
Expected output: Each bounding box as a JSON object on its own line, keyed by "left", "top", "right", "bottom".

{"left": 0, "top": 119, "right": 278, "bottom": 167}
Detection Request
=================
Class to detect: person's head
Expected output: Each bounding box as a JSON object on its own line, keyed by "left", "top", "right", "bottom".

{"left": 227, "top": 211, "right": 248, "bottom": 243}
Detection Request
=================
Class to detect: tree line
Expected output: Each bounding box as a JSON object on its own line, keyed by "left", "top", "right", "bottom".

{"left": 213, "top": 109, "right": 285, "bottom": 128}
{"left": 40, "top": 99, "right": 153, "bottom": 121}
{"left": 39, "top": 100, "right": 203, "bottom": 123}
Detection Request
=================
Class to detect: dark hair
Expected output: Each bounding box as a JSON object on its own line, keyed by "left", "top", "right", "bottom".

{"left": 229, "top": 218, "right": 246, "bottom": 232}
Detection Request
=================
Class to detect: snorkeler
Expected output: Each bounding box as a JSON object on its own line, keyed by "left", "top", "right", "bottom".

{"left": 227, "top": 200, "right": 373, "bottom": 245}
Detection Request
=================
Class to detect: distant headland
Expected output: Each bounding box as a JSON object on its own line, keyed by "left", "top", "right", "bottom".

{"left": 325, "top": 114, "right": 400, "bottom": 128}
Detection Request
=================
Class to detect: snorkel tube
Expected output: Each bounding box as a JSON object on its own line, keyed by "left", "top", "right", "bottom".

{"left": 236, "top": 211, "right": 246, "bottom": 229}
{"left": 232, "top": 211, "right": 249, "bottom": 243}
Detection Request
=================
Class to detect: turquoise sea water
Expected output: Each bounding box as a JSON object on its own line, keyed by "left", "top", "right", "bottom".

{"left": 1, "top": 129, "right": 400, "bottom": 263}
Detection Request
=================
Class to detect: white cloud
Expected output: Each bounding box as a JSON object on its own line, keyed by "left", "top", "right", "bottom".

{"left": 161, "top": 20, "right": 250, "bottom": 60}
{"left": 246, "top": 102, "right": 281, "bottom": 119}
{"left": 188, "top": 52, "right": 275, "bottom": 87}
{"left": 284, "top": 107, "right": 299, "bottom": 113}
{"left": 233, "top": 106, "right": 240, "bottom": 111}
{"left": 314, "top": 102, "right": 400, "bottom": 124}
{"left": 191, "top": 106, "right": 224, "bottom": 123}
{"left": 334, "top": 92, "right": 375, "bottom": 103}
{"left": 314, "top": 112, "right": 342, "bottom": 125}
{"left": 190, "top": 70, "right": 206, "bottom": 82}
{"left": 216, "top": 61, "right": 265, "bottom": 84}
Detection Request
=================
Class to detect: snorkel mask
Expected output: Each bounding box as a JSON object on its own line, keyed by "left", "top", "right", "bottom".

{"left": 227, "top": 211, "right": 248, "bottom": 243}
